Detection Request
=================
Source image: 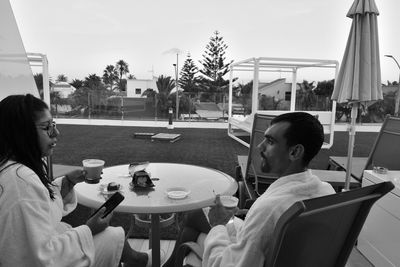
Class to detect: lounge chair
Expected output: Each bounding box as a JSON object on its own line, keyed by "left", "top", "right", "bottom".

{"left": 328, "top": 115, "right": 400, "bottom": 182}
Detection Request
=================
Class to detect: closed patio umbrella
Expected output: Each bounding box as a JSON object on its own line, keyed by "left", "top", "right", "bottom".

{"left": 331, "top": 0, "right": 383, "bottom": 190}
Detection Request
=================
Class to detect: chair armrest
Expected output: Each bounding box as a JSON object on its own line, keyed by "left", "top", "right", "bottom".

{"left": 235, "top": 208, "right": 249, "bottom": 220}
{"left": 175, "top": 241, "right": 203, "bottom": 266}
{"left": 235, "top": 165, "right": 243, "bottom": 183}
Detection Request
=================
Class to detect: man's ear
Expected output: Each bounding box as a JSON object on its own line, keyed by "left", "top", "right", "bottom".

{"left": 289, "top": 144, "right": 305, "bottom": 161}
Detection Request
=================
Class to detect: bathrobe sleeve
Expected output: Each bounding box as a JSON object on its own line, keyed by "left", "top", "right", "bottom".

{"left": 53, "top": 176, "right": 78, "bottom": 216}
{"left": 202, "top": 195, "right": 284, "bottom": 267}
{"left": 1, "top": 165, "right": 95, "bottom": 267}
{"left": 202, "top": 170, "right": 336, "bottom": 267}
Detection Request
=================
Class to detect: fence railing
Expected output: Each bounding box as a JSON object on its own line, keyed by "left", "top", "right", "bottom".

{"left": 51, "top": 91, "right": 397, "bottom": 123}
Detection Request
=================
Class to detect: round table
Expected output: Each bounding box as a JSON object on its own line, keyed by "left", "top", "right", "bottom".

{"left": 74, "top": 163, "right": 237, "bottom": 267}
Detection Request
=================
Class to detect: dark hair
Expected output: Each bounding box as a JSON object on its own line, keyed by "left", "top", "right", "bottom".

{"left": 271, "top": 112, "right": 324, "bottom": 165}
{"left": 0, "top": 94, "right": 54, "bottom": 199}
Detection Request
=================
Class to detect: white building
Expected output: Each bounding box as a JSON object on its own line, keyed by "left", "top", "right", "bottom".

{"left": 126, "top": 78, "right": 157, "bottom": 98}
{"left": 258, "top": 78, "right": 300, "bottom": 101}
{"left": 52, "top": 81, "right": 76, "bottom": 98}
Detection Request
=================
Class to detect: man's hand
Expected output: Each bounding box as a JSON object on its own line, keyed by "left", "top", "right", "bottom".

{"left": 208, "top": 195, "right": 238, "bottom": 227}
{"left": 85, "top": 207, "right": 112, "bottom": 236}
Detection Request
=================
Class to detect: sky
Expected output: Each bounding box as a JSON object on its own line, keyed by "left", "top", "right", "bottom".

{"left": 8, "top": 0, "right": 400, "bottom": 84}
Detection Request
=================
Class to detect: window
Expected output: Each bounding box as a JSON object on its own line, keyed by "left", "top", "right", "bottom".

{"left": 285, "top": 92, "right": 291, "bottom": 101}
{"left": 135, "top": 88, "right": 142, "bottom": 95}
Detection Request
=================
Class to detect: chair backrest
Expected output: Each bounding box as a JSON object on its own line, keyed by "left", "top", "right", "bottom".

{"left": 364, "top": 115, "right": 400, "bottom": 171}
{"left": 244, "top": 113, "right": 277, "bottom": 194}
{"left": 265, "top": 181, "right": 394, "bottom": 267}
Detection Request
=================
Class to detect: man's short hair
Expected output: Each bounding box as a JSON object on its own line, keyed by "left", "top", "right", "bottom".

{"left": 271, "top": 112, "right": 324, "bottom": 165}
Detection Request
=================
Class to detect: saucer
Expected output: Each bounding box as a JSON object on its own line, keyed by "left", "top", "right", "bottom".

{"left": 86, "top": 177, "right": 101, "bottom": 184}
{"left": 165, "top": 187, "right": 191, "bottom": 199}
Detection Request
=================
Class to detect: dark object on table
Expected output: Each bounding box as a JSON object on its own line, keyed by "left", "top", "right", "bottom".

{"left": 131, "top": 170, "right": 154, "bottom": 189}
{"left": 128, "top": 161, "right": 150, "bottom": 177}
{"left": 107, "top": 182, "right": 120, "bottom": 191}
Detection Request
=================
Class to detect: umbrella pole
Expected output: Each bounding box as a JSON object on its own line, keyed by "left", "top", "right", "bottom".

{"left": 344, "top": 104, "right": 358, "bottom": 190}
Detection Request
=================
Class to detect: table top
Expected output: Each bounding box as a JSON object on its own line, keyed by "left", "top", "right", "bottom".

{"left": 363, "top": 170, "right": 400, "bottom": 196}
{"left": 74, "top": 163, "right": 238, "bottom": 214}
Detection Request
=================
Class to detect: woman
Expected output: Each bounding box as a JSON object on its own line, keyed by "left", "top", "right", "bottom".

{"left": 0, "top": 94, "right": 151, "bottom": 267}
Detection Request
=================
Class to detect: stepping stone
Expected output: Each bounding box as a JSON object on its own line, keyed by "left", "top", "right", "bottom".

{"left": 133, "top": 132, "right": 156, "bottom": 139}
{"left": 151, "top": 133, "right": 181, "bottom": 143}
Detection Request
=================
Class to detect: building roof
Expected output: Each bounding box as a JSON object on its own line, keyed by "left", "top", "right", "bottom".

{"left": 53, "top": 81, "right": 75, "bottom": 89}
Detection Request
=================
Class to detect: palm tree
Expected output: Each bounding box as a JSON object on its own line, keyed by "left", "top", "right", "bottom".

{"left": 70, "top": 79, "right": 84, "bottom": 89}
{"left": 116, "top": 60, "right": 129, "bottom": 91}
{"left": 81, "top": 74, "right": 110, "bottom": 115}
{"left": 156, "top": 75, "right": 175, "bottom": 116}
{"left": 297, "top": 80, "right": 316, "bottom": 110}
{"left": 237, "top": 81, "right": 253, "bottom": 114}
{"left": 50, "top": 91, "right": 62, "bottom": 116}
{"left": 83, "top": 74, "right": 103, "bottom": 89}
{"left": 56, "top": 74, "right": 68, "bottom": 82}
{"left": 116, "top": 60, "right": 129, "bottom": 79}
{"left": 34, "top": 73, "right": 44, "bottom": 98}
{"left": 102, "top": 65, "right": 119, "bottom": 91}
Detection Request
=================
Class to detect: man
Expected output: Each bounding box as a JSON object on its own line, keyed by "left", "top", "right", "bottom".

{"left": 163, "top": 112, "right": 335, "bottom": 267}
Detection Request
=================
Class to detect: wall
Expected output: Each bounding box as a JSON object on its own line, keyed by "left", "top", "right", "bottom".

{"left": 126, "top": 79, "right": 157, "bottom": 98}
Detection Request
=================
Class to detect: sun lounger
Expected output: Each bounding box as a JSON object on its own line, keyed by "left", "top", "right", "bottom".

{"left": 328, "top": 115, "right": 400, "bottom": 182}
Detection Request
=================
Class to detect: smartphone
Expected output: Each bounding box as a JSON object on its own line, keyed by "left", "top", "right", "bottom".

{"left": 90, "top": 192, "right": 125, "bottom": 219}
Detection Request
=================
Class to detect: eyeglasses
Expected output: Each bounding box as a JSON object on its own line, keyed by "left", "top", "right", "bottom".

{"left": 36, "top": 121, "right": 57, "bottom": 137}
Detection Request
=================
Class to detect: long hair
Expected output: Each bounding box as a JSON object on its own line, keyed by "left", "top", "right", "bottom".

{"left": 0, "top": 94, "right": 54, "bottom": 199}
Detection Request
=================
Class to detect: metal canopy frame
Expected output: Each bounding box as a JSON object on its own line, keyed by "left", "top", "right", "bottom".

{"left": 27, "top": 53, "right": 50, "bottom": 106}
{"left": 227, "top": 57, "right": 339, "bottom": 149}
{"left": 27, "top": 52, "right": 52, "bottom": 178}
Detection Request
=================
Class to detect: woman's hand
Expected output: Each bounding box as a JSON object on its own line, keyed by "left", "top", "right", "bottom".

{"left": 65, "top": 169, "right": 86, "bottom": 185}
{"left": 85, "top": 208, "right": 112, "bottom": 236}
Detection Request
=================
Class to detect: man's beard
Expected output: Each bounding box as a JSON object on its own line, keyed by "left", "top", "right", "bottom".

{"left": 260, "top": 155, "right": 270, "bottom": 173}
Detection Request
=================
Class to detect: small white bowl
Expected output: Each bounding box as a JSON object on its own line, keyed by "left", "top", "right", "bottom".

{"left": 166, "top": 187, "right": 191, "bottom": 199}
{"left": 220, "top": 195, "right": 239, "bottom": 208}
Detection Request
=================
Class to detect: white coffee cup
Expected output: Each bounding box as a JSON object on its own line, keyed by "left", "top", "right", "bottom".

{"left": 220, "top": 195, "right": 239, "bottom": 209}
{"left": 82, "top": 159, "right": 105, "bottom": 180}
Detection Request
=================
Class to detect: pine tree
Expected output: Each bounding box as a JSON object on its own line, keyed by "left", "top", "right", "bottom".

{"left": 198, "top": 31, "right": 233, "bottom": 102}
{"left": 179, "top": 53, "right": 199, "bottom": 93}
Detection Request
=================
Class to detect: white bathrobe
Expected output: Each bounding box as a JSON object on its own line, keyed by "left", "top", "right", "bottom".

{"left": 0, "top": 162, "right": 124, "bottom": 267}
{"left": 202, "top": 170, "right": 336, "bottom": 267}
